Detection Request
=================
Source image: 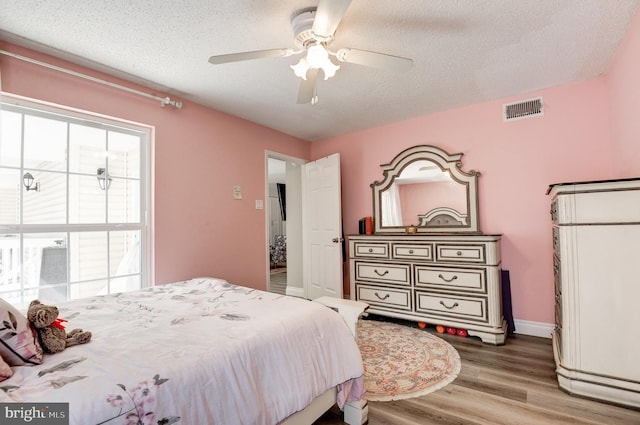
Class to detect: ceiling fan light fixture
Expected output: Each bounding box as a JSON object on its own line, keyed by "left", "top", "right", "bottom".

{"left": 291, "top": 43, "right": 340, "bottom": 81}
{"left": 320, "top": 60, "right": 339, "bottom": 80}
{"left": 291, "top": 58, "right": 310, "bottom": 80}
{"left": 306, "top": 43, "right": 328, "bottom": 67}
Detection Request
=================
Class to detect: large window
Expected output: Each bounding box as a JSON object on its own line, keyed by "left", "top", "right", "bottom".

{"left": 0, "top": 98, "right": 151, "bottom": 308}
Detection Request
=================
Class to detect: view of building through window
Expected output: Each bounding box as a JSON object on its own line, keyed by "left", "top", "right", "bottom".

{"left": 0, "top": 100, "right": 150, "bottom": 308}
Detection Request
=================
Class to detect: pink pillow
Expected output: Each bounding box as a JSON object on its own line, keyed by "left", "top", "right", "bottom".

{"left": 0, "top": 299, "right": 43, "bottom": 366}
{"left": 0, "top": 355, "right": 12, "bottom": 381}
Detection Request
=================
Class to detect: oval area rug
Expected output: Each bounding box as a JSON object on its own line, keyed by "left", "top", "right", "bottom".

{"left": 357, "top": 319, "right": 461, "bottom": 401}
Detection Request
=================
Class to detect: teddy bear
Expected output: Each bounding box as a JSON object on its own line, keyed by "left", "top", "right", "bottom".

{"left": 27, "top": 300, "right": 92, "bottom": 354}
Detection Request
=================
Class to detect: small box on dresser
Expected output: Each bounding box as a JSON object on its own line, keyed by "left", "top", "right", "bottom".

{"left": 349, "top": 234, "right": 507, "bottom": 345}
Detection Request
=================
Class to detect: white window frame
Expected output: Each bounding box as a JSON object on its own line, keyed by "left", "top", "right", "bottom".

{"left": 0, "top": 93, "right": 154, "bottom": 305}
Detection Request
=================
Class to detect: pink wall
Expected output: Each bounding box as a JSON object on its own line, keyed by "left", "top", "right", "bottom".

{"left": 607, "top": 8, "right": 640, "bottom": 176}
{"left": 312, "top": 80, "right": 614, "bottom": 325}
{"left": 0, "top": 42, "right": 310, "bottom": 291}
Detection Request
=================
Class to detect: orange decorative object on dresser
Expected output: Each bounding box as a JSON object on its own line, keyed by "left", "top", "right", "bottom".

{"left": 365, "top": 216, "right": 373, "bottom": 235}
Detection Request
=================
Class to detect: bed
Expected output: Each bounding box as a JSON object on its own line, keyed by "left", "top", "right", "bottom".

{"left": 0, "top": 277, "right": 367, "bottom": 425}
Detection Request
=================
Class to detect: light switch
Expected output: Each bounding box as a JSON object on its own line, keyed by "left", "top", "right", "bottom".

{"left": 233, "top": 185, "right": 242, "bottom": 200}
{"left": 255, "top": 200, "right": 264, "bottom": 210}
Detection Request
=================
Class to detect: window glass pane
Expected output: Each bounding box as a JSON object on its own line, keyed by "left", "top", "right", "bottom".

{"left": 108, "top": 178, "right": 140, "bottom": 223}
{"left": 69, "top": 231, "right": 107, "bottom": 282}
{"left": 0, "top": 291, "right": 31, "bottom": 310}
{"left": 23, "top": 171, "right": 67, "bottom": 224}
{"left": 0, "top": 110, "right": 22, "bottom": 167}
{"left": 24, "top": 115, "right": 67, "bottom": 171}
{"left": 70, "top": 279, "right": 107, "bottom": 299}
{"left": 69, "top": 174, "right": 106, "bottom": 223}
{"left": 1, "top": 100, "right": 149, "bottom": 306}
{"left": 110, "top": 230, "right": 140, "bottom": 276}
{"left": 108, "top": 131, "right": 140, "bottom": 178}
{"left": 109, "top": 275, "right": 140, "bottom": 294}
{"left": 0, "top": 234, "right": 20, "bottom": 295}
{"left": 109, "top": 231, "right": 142, "bottom": 294}
{"left": 69, "top": 124, "right": 106, "bottom": 174}
{"left": 24, "top": 233, "right": 68, "bottom": 304}
{"left": 0, "top": 168, "right": 20, "bottom": 224}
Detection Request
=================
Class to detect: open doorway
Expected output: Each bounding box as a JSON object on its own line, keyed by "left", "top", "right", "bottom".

{"left": 266, "top": 153, "right": 304, "bottom": 296}
{"left": 267, "top": 157, "right": 287, "bottom": 294}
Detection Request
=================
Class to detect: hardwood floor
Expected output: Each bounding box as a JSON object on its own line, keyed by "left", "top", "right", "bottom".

{"left": 269, "top": 269, "right": 287, "bottom": 295}
{"left": 315, "top": 324, "right": 640, "bottom": 425}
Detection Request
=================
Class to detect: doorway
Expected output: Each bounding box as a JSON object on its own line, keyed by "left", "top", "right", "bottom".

{"left": 266, "top": 153, "right": 304, "bottom": 296}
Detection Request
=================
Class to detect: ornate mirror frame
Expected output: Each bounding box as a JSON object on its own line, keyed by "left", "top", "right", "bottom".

{"left": 372, "top": 145, "right": 481, "bottom": 234}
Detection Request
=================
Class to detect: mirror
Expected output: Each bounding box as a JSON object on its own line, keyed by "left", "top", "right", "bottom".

{"left": 372, "top": 145, "right": 480, "bottom": 233}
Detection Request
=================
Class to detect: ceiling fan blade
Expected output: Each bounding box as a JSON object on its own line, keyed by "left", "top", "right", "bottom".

{"left": 336, "top": 48, "right": 414, "bottom": 72}
{"left": 208, "top": 48, "right": 294, "bottom": 65}
{"left": 297, "top": 69, "right": 319, "bottom": 104}
{"left": 312, "top": 0, "right": 352, "bottom": 38}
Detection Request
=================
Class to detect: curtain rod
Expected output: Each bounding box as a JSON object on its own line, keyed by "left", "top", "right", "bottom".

{"left": 0, "top": 49, "right": 183, "bottom": 109}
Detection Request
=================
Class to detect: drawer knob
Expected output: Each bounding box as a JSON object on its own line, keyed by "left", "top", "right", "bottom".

{"left": 374, "top": 292, "right": 390, "bottom": 301}
{"left": 440, "top": 300, "right": 459, "bottom": 310}
{"left": 438, "top": 274, "right": 458, "bottom": 283}
{"left": 374, "top": 269, "right": 389, "bottom": 277}
{"left": 409, "top": 249, "right": 414, "bottom": 254}
{"left": 457, "top": 251, "right": 463, "bottom": 256}
{"left": 368, "top": 248, "right": 373, "bottom": 253}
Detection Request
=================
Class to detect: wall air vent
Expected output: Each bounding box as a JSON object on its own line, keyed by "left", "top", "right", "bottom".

{"left": 503, "top": 97, "right": 544, "bottom": 122}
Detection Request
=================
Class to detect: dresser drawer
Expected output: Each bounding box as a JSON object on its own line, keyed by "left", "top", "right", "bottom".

{"left": 392, "top": 244, "right": 433, "bottom": 261}
{"left": 354, "top": 262, "right": 410, "bottom": 286}
{"left": 436, "top": 244, "right": 485, "bottom": 263}
{"left": 353, "top": 242, "right": 389, "bottom": 258}
{"left": 415, "top": 266, "right": 485, "bottom": 293}
{"left": 415, "top": 292, "right": 488, "bottom": 322}
{"left": 357, "top": 285, "right": 411, "bottom": 311}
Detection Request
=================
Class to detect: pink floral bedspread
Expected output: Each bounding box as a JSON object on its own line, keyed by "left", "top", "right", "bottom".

{"left": 0, "top": 278, "right": 365, "bottom": 424}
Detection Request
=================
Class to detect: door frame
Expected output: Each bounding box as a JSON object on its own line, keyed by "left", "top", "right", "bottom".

{"left": 265, "top": 151, "right": 305, "bottom": 295}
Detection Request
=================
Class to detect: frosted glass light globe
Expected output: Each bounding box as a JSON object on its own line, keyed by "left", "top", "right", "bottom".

{"left": 306, "top": 44, "right": 329, "bottom": 68}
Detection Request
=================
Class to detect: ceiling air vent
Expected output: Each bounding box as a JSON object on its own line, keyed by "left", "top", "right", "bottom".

{"left": 503, "top": 97, "right": 544, "bottom": 122}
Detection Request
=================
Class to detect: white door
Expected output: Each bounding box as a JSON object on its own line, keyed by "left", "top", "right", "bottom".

{"left": 302, "top": 153, "right": 343, "bottom": 300}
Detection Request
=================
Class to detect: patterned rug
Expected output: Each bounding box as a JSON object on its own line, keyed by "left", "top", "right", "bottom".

{"left": 357, "top": 319, "right": 461, "bottom": 401}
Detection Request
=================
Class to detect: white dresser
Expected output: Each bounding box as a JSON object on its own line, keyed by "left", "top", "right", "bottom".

{"left": 349, "top": 234, "right": 507, "bottom": 344}
{"left": 548, "top": 178, "right": 640, "bottom": 408}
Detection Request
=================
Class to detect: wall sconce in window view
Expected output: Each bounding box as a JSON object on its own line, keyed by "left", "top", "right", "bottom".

{"left": 97, "top": 168, "right": 112, "bottom": 190}
{"left": 23, "top": 172, "right": 40, "bottom": 191}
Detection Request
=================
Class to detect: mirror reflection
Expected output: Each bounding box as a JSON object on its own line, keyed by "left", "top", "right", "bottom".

{"left": 380, "top": 160, "right": 468, "bottom": 227}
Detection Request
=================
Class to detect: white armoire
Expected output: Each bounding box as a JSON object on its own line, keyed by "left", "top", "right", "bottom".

{"left": 548, "top": 178, "right": 640, "bottom": 408}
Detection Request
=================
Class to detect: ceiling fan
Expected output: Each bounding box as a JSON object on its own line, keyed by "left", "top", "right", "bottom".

{"left": 208, "top": 0, "right": 413, "bottom": 105}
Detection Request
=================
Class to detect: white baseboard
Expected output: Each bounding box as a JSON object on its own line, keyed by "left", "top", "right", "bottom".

{"left": 285, "top": 286, "right": 305, "bottom": 298}
{"left": 514, "top": 319, "right": 554, "bottom": 339}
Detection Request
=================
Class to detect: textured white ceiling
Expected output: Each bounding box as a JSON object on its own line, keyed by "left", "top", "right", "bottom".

{"left": 1, "top": 1, "right": 639, "bottom": 141}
